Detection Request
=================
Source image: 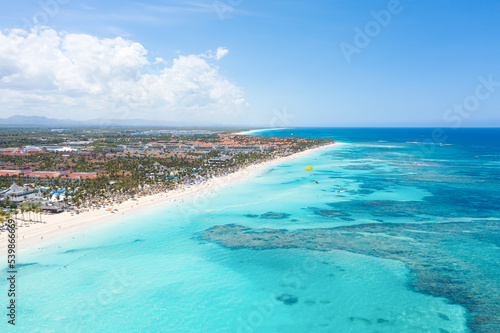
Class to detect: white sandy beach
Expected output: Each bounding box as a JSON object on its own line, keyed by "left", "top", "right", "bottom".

{"left": 234, "top": 128, "right": 292, "bottom": 135}
{"left": 0, "top": 143, "right": 342, "bottom": 252}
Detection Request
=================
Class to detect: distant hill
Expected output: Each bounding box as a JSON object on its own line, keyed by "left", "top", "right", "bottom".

{"left": 0, "top": 115, "right": 224, "bottom": 128}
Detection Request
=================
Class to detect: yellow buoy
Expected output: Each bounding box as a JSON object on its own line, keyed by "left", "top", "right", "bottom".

{"left": 305, "top": 166, "right": 313, "bottom": 171}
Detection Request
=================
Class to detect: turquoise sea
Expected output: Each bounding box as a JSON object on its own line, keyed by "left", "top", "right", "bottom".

{"left": 1, "top": 128, "right": 499, "bottom": 333}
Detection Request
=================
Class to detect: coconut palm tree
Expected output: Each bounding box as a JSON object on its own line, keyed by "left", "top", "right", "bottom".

{"left": 20, "top": 206, "right": 26, "bottom": 224}
{"left": 12, "top": 209, "right": 19, "bottom": 223}
{"left": 0, "top": 210, "right": 7, "bottom": 228}
{"left": 27, "top": 205, "right": 34, "bottom": 223}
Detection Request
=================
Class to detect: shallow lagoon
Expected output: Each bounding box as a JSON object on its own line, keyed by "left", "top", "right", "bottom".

{"left": 2, "top": 128, "right": 498, "bottom": 332}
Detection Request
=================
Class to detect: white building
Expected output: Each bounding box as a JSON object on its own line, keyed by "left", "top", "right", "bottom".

{"left": 0, "top": 183, "right": 41, "bottom": 203}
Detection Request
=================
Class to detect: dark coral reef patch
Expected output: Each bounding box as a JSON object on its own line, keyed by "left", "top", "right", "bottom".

{"left": 201, "top": 221, "right": 500, "bottom": 333}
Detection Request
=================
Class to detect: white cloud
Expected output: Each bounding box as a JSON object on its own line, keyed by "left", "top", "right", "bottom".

{"left": 0, "top": 27, "right": 246, "bottom": 123}
{"left": 201, "top": 46, "right": 229, "bottom": 60}
{"left": 216, "top": 47, "right": 229, "bottom": 60}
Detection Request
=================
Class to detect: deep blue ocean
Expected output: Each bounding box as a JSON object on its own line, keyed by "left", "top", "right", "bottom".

{"left": 1, "top": 128, "right": 499, "bottom": 333}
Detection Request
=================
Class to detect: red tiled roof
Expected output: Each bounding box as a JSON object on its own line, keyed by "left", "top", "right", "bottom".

{"left": 27, "top": 172, "right": 61, "bottom": 178}
{"left": 0, "top": 170, "right": 21, "bottom": 176}
{"left": 68, "top": 172, "right": 98, "bottom": 179}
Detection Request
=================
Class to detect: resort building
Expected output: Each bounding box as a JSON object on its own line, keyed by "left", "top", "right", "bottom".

{"left": 0, "top": 182, "right": 40, "bottom": 203}
{"left": 208, "top": 156, "right": 233, "bottom": 164}
{"left": 20, "top": 171, "right": 61, "bottom": 186}
{"left": 38, "top": 202, "right": 65, "bottom": 213}
{"left": 0, "top": 170, "right": 22, "bottom": 177}
{"left": 67, "top": 172, "right": 98, "bottom": 180}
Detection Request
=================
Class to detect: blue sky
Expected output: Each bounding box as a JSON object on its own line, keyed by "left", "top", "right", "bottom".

{"left": 0, "top": 0, "right": 499, "bottom": 127}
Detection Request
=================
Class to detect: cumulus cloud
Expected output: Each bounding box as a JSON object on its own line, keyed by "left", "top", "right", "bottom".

{"left": 0, "top": 27, "right": 246, "bottom": 123}
{"left": 200, "top": 47, "right": 229, "bottom": 60}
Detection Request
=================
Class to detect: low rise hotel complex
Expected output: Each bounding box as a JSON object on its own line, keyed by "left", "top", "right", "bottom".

{"left": 0, "top": 129, "right": 333, "bottom": 212}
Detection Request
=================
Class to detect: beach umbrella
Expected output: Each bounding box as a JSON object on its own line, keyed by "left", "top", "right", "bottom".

{"left": 305, "top": 166, "right": 313, "bottom": 171}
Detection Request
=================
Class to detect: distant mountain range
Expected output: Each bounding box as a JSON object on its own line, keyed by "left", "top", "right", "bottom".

{"left": 0, "top": 115, "right": 229, "bottom": 128}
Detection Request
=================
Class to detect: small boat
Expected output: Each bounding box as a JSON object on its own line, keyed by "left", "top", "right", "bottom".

{"left": 315, "top": 181, "right": 318, "bottom": 183}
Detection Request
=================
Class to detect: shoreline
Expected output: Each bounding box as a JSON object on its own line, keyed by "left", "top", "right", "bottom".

{"left": 0, "top": 142, "right": 343, "bottom": 252}
{"left": 234, "top": 128, "right": 292, "bottom": 135}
